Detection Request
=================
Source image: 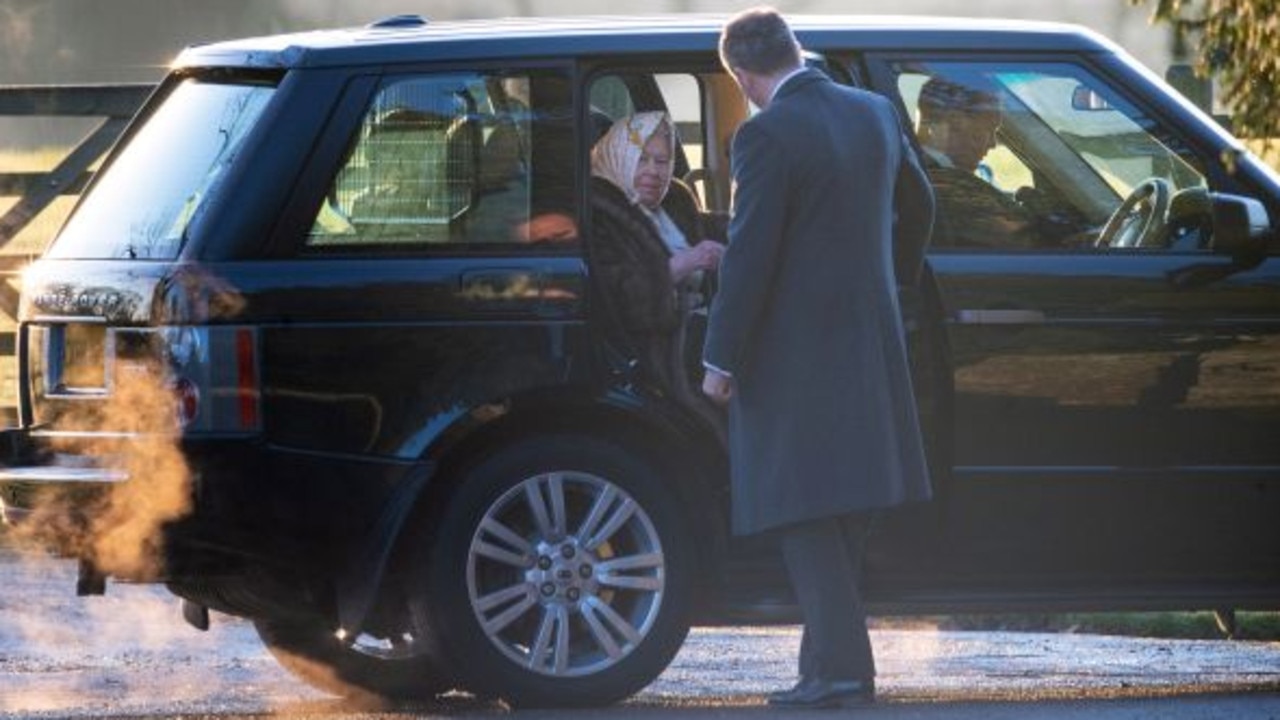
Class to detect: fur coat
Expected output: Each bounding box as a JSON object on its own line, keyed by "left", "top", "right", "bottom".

{"left": 589, "top": 175, "right": 725, "bottom": 415}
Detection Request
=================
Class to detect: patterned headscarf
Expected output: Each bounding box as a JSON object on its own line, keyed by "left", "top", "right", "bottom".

{"left": 591, "top": 111, "right": 674, "bottom": 207}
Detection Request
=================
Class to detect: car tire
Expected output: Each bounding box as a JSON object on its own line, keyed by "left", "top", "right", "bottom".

{"left": 254, "top": 616, "right": 452, "bottom": 701}
{"left": 413, "top": 434, "right": 695, "bottom": 708}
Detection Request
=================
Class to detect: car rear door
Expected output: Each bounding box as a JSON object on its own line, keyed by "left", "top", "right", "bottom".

{"left": 226, "top": 65, "right": 588, "bottom": 460}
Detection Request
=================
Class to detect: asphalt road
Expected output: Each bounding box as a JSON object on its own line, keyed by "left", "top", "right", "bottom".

{"left": 2, "top": 546, "right": 1278, "bottom": 719}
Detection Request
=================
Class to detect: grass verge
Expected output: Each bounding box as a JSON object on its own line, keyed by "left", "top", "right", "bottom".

{"left": 935, "top": 611, "right": 1280, "bottom": 641}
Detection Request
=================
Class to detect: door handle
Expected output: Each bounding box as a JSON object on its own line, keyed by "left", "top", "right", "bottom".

{"left": 954, "top": 309, "right": 1047, "bottom": 325}
{"left": 459, "top": 268, "right": 541, "bottom": 302}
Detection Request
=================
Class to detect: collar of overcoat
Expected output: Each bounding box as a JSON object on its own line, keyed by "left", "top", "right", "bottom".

{"left": 771, "top": 67, "right": 828, "bottom": 104}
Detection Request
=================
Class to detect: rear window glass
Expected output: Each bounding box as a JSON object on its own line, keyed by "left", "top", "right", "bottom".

{"left": 47, "top": 77, "right": 276, "bottom": 260}
{"left": 307, "top": 70, "right": 577, "bottom": 250}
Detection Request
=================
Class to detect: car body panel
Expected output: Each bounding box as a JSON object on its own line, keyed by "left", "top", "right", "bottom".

{"left": 3, "top": 15, "right": 1278, "bottom": 638}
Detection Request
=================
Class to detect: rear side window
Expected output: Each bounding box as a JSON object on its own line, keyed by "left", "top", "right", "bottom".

{"left": 307, "top": 70, "right": 577, "bottom": 250}
{"left": 48, "top": 77, "right": 276, "bottom": 260}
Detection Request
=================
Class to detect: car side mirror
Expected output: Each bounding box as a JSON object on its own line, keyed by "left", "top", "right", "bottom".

{"left": 1210, "top": 192, "right": 1271, "bottom": 260}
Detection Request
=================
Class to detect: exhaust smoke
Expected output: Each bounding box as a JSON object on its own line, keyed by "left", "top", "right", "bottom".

{"left": 12, "top": 354, "right": 192, "bottom": 582}
{"left": 82, "top": 363, "right": 193, "bottom": 581}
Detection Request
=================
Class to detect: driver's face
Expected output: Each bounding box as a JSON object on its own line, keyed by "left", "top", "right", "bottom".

{"left": 935, "top": 110, "right": 1001, "bottom": 174}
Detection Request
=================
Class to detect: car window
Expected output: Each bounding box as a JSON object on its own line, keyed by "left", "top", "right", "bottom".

{"left": 589, "top": 75, "right": 635, "bottom": 127}
{"left": 48, "top": 76, "right": 277, "bottom": 260}
{"left": 589, "top": 73, "right": 702, "bottom": 143}
{"left": 894, "top": 61, "right": 1211, "bottom": 252}
{"left": 657, "top": 74, "right": 704, "bottom": 171}
{"left": 307, "top": 70, "right": 577, "bottom": 250}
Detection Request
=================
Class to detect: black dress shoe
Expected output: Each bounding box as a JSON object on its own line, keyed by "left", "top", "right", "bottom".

{"left": 766, "top": 678, "right": 875, "bottom": 709}
{"left": 767, "top": 676, "right": 817, "bottom": 704}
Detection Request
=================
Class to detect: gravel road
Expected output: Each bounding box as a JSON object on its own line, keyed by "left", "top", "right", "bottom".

{"left": 2, "top": 546, "right": 1278, "bottom": 718}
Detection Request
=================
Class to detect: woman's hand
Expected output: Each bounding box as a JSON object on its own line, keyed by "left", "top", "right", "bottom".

{"left": 669, "top": 240, "right": 725, "bottom": 283}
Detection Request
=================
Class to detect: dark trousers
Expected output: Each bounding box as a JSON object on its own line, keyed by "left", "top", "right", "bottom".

{"left": 778, "top": 513, "right": 876, "bottom": 682}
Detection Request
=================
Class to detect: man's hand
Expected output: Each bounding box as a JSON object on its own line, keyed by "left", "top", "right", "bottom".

{"left": 702, "top": 368, "right": 734, "bottom": 405}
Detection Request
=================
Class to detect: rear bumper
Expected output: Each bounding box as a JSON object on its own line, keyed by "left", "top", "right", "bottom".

{"left": 0, "top": 459, "right": 129, "bottom": 525}
{"left": 2, "top": 427, "right": 433, "bottom": 579}
{"left": 0, "top": 425, "right": 128, "bottom": 527}
{"left": 0, "top": 425, "right": 256, "bottom": 571}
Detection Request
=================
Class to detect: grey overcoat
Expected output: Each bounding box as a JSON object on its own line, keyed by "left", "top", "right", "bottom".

{"left": 703, "top": 69, "right": 936, "bottom": 536}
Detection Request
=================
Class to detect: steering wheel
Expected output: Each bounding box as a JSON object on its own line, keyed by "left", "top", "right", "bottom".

{"left": 1095, "top": 177, "right": 1172, "bottom": 248}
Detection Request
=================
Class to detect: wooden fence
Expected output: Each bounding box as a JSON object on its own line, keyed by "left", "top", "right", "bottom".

{"left": 0, "top": 83, "right": 153, "bottom": 420}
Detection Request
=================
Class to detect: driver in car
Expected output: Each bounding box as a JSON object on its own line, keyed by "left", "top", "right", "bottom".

{"left": 915, "top": 76, "right": 1036, "bottom": 248}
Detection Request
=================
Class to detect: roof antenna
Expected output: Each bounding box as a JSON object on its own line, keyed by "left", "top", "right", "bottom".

{"left": 368, "top": 14, "right": 429, "bottom": 29}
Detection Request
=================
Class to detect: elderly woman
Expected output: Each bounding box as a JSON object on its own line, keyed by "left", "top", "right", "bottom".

{"left": 590, "top": 111, "right": 726, "bottom": 411}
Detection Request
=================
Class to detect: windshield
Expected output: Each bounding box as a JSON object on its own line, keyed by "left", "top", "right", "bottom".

{"left": 47, "top": 77, "right": 276, "bottom": 260}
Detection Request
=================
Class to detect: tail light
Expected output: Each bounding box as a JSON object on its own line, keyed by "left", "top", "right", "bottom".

{"left": 26, "top": 322, "right": 261, "bottom": 435}
{"left": 161, "top": 325, "right": 261, "bottom": 434}
{"left": 234, "top": 328, "right": 259, "bottom": 430}
{"left": 171, "top": 376, "right": 201, "bottom": 428}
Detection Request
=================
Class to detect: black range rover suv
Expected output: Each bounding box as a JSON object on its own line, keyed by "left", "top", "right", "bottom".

{"left": 2, "top": 14, "right": 1279, "bottom": 707}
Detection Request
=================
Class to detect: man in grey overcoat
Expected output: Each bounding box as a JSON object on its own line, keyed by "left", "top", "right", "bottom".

{"left": 702, "top": 7, "right": 936, "bottom": 709}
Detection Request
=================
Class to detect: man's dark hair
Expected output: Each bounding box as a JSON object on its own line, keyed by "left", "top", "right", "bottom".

{"left": 918, "top": 76, "right": 1002, "bottom": 117}
{"left": 719, "top": 7, "right": 802, "bottom": 76}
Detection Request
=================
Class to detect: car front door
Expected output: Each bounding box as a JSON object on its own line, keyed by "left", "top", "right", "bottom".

{"left": 864, "top": 54, "right": 1280, "bottom": 600}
